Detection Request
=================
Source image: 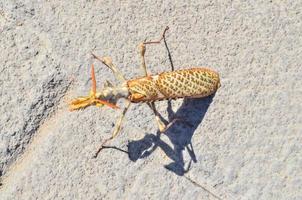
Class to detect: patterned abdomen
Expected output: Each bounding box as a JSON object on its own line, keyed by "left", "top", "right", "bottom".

{"left": 127, "top": 68, "right": 220, "bottom": 103}
{"left": 156, "top": 68, "right": 220, "bottom": 98}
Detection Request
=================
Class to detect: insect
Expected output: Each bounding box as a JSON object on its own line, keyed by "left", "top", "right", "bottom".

{"left": 69, "top": 27, "right": 220, "bottom": 157}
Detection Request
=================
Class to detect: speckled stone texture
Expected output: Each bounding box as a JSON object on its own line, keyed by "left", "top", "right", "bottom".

{"left": 0, "top": 1, "right": 301, "bottom": 199}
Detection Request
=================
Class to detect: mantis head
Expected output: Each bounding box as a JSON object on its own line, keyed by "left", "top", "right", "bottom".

{"left": 69, "top": 64, "right": 119, "bottom": 111}
{"left": 69, "top": 91, "right": 119, "bottom": 111}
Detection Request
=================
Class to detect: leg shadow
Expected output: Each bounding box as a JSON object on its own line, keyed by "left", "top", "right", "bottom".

{"left": 128, "top": 94, "right": 215, "bottom": 175}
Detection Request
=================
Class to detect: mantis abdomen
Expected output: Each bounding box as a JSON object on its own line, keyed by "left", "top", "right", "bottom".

{"left": 127, "top": 68, "right": 220, "bottom": 103}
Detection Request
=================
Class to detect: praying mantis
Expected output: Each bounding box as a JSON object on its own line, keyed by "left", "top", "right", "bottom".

{"left": 69, "top": 27, "right": 220, "bottom": 157}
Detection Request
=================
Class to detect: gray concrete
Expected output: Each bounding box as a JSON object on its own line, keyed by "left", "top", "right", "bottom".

{"left": 0, "top": 0, "right": 301, "bottom": 199}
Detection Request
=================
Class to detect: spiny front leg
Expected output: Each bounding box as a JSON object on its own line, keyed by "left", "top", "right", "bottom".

{"left": 69, "top": 64, "right": 118, "bottom": 110}
{"left": 93, "top": 100, "right": 131, "bottom": 158}
{"left": 91, "top": 53, "right": 126, "bottom": 83}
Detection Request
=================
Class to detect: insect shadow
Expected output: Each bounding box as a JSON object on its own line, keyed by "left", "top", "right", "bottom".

{"left": 127, "top": 94, "right": 215, "bottom": 176}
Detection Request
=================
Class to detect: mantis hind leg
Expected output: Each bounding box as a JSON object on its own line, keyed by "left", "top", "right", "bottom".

{"left": 148, "top": 102, "right": 167, "bottom": 132}
{"left": 139, "top": 26, "right": 170, "bottom": 76}
{"left": 148, "top": 102, "right": 181, "bottom": 133}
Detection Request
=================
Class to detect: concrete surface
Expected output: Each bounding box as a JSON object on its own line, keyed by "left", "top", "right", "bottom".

{"left": 0, "top": 0, "right": 301, "bottom": 199}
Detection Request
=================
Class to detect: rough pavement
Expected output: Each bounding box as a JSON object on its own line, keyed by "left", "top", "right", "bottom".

{"left": 0, "top": 1, "right": 301, "bottom": 199}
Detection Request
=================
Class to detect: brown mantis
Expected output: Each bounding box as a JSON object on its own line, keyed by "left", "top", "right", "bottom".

{"left": 69, "top": 27, "right": 220, "bottom": 157}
